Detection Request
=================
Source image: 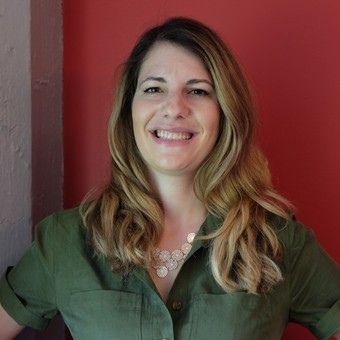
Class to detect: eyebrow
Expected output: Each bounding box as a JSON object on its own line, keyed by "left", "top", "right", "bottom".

{"left": 139, "top": 76, "right": 214, "bottom": 88}
{"left": 139, "top": 77, "right": 166, "bottom": 85}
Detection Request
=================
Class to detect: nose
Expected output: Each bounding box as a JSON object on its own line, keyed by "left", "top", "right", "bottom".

{"left": 163, "top": 91, "right": 190, "bottom": 118}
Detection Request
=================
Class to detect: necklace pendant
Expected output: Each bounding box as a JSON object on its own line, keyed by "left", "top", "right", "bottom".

{"left": 166, "top": 258, "right": 178, "bottom": 271}
{"left": 187, "top": 232, "right": 196, "bottom": 243}
{"left": 152, "top": 232, "right": 196, "bottom": 278}
{"left": 159, "top": 250, "right": 171, "bottom": 262}
{"left": 172, "top": 249, "right": 183, "bottom": 261}
{"left": 156, "top": 266, "right": 168, "bottom": 278}
{"left": 181, "top": 242, "right": 192, "bottom": 255}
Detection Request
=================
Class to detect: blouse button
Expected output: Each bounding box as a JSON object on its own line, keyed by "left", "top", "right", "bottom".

{"left": 172, "top": 300, "right": 182, "bottom": 311}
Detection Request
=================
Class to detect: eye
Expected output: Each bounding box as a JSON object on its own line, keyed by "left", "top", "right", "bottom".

{"left": 144, "top": 87, "right": 162, "bottom": 94}
{"left": 190, "top": 89, "right": 209, "bottom": 96}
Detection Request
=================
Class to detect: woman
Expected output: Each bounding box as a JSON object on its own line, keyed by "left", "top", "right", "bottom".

{"left": 0, "top": 17, "right": 339, "bottom": 339}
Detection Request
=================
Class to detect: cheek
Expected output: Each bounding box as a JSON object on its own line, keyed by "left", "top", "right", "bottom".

{"left": 131, "top": 99, "right": 148, "bottom": 124}
{"left": 206, "top": 111, "right": 221, "bottom": 148}
{"left": 132, "top": 120, "right": 143, "bottom": 149}
{"left": 131, "top": 101, "right": 142, "bottom": 135}
{"left": 206, "top": 108, "right": 221, "bottom": 135}
{"left": 131, "top": 109, "right": 148, "bottom": 155}
{"left": 131, "top": 99, "right": 137, "bottom": 123}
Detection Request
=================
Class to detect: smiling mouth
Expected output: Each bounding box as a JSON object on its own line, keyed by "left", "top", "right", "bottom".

{"left": 155, "top": 130, "right": 193, "bottom": 140}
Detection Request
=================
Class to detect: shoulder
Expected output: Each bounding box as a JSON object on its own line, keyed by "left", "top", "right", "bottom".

{"left": 267, "top": 213, "right": 315, "bottom": 253}
{"left": 34, "top": 207, "right": 85, "bottom": 250}
{"left": 36, "top": 207, "right": 83, "bottom": 231}
{"left": 268, "top": 213, "right": 339, "bottom": 279}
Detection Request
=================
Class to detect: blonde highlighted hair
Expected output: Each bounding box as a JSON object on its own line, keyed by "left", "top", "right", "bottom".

{"left": 81, "top": 17, "right": 292, "bottom": 294}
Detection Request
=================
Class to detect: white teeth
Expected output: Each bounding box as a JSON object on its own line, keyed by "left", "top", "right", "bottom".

{"left": 156, "top": 130, "right": 192, "bottom": 140}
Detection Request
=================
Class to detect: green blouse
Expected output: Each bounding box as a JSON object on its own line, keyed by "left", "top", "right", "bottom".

{"left": 0, "top": 208, "right": 339, "bottom": 339}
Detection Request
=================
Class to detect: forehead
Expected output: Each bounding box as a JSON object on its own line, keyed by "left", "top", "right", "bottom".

{"left": 138, "top": 42, "right": 210, "bottom": 79}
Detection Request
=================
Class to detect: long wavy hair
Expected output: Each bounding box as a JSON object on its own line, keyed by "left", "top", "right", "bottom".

{"left": 81, "top": 17, "right": 293, "bottom": 294}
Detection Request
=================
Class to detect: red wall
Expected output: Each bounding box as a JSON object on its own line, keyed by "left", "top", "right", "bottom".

{"left": 63, "top": 1, "right": 340, "bottom": 338}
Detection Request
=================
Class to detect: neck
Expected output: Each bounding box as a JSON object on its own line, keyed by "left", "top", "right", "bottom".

{"left": 151, "top": 173, "right": 207, "bottom": 233}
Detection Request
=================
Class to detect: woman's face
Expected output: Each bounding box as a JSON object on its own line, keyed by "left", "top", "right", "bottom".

{"left": 132, "top": 42, "right": 220, "bottom": 179}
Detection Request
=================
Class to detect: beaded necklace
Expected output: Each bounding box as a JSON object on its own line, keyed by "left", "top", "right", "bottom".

{"left": 152, "top": 232, "right": 196, "bottom": 278}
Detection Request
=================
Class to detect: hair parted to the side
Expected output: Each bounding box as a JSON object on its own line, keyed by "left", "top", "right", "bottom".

{"left": 81, "top": 17, "right": 293, "bottom": 294}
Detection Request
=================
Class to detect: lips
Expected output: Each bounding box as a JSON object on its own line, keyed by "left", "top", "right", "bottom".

{"left": 155, "top": 130, "right": 193, "bottom": 140}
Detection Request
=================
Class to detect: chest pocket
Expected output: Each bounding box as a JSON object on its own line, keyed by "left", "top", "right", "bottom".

{"left": 191, "top": 292, "right": 280, "bottom": 340}
{"left": 68, "top": 290, "right": 143, "bottom": 340}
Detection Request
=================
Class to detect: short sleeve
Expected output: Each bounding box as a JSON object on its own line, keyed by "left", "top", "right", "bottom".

{"left": 285, "top": 220, "right": 340, "bottom": 338}
{"left": 0, "top": 215, "right": 59, "bottom": 331}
